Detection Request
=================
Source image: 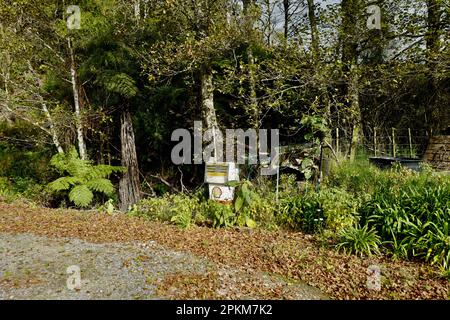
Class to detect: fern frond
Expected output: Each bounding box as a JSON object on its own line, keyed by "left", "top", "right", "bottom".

{"left": 47, "top": 176, "right": 83, "bottom": 191}
{"left": 99, "top": 72, "right": 138, "bottom": 98}
{"left": 88, "top": 164, "right": 125, "bottom": 180}
{"left": 86, "top": 178, "right": 114, "bottom": 195}
{"left": 50, "top": 147, "right": 90, "bottom": 178}
{"left": 69, "top": 185, "right": 94, "bottom": 208}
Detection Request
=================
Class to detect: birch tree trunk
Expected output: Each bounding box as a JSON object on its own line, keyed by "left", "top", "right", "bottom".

{"left": 119, "top": 108, "right": 141, "bottom": 212}
{"left": 247, "top": 48, "right": 259, "bottom": 128}
{"left": 348, "top": 64, "right": 362, "bottom": 161}
{"left": 200, "top": 65, "right": 218, "bottom": 130}
{"left": 68, "top": 38, "right": 87, "bottom": 160}
{"left": 200, "top": 64, "right": 221, "bottom": 160}
{"left": 42, "top": 102, "right": 64, "bottom": 154}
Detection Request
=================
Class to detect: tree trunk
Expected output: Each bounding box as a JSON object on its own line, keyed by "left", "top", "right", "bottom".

{"left": 200, "top": 65, "right": 218, "bottom": 130}
{"left": 425, "top": 0, "right": 442, "bottom": 132}
{"left": 341, "top": 0, "right": 362, "bottom": 161}
{"left": 348, "top": 65, "right": 362, "bottom": 161}
{"left": 247, "top": 48, "right": 259, "bottom": 128}
{"left": 283, "top": 0, "right": 289, "bottom": 39}
{"left": 119, "top": 108, "right": 141, "bottom": 212}
{"left": 307, "top": 0, "right": 332, "bottom": 145}
{"left": 42, "top": 102, "right": 64, "bottom": 154}
{"left": 68, "top": 38, "right": 87, "bottom": 160}
{"left": 307, "top": 0, "right": 319, "bottom": 60}
{"left": 243, "top": 0, "right": 259, "bottom": 128}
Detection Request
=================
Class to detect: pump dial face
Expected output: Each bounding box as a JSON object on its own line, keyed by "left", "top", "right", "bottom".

{"left": 212, "top": 186, "right": 222, "bottom": 199}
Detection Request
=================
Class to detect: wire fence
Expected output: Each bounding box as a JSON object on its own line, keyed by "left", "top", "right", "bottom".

{"left": 332, "top": 128, "right": 431, "bottom": 159}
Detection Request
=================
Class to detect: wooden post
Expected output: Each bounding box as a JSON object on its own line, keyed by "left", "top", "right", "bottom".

{"left": 336, "top": 128, "right": 340, "bottom": 158}
{"left": 374, "top": 127, "right": 377, "bottom": 157}
{"left": 392, "top": 128, "right": 396, "bottom": 158}
{"left": 408, "top": 128, "right": 413, "bottom": 158}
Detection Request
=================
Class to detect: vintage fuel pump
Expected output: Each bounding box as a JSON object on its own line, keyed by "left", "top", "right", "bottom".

{"left": 204, "top": 162, "right": 239, "bottom": 203}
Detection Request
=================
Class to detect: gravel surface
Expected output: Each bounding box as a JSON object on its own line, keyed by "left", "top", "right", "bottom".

{"left": 0, "top": 232, "right": 327, "bottom": 300}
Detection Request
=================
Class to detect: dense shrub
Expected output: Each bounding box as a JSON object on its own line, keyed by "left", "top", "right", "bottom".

{"left": 328, "top": 158, "right": 450, "bottom": 272}
{"left": 360, "top": 173, "right": 450, "bottom": 271}
{"left": 318, "top": 187, "right": 360, "bottom": 233}
{"left": 0, "top": 143, "right": 54, "bottom": 204}
{"left": 203, "top": 200, "right": 235, "bottom": 228}
{"left": 278, "top": 192, "right": 324, "bottom": 233}
{"left": 133, "top": 193, "right": 201, "bottom": 225}
{"left": 241, "top": 193, "right": 278, "bottom": 229}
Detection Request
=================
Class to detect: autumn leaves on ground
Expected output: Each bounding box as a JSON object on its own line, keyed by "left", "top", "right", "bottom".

{"left": 0, "top": 202, "right": 448, "bottom": 300}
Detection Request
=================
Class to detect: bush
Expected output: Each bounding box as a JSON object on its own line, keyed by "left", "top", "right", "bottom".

{"left": 318, "top": 187, "right": 359, "bottom": 233}
{"left": 327, "top": 158, "right": 381, "bottom": 194}
{"left": 241, "top": 193, "right": 278, "bottom": 229}
{"left": 336, "top": 225, "right": 381, "bottom": 257}
{"left": 278, "top": 192, "right": 324, "bottom": 233}
{"left": 134, "top": 193, "right": 201, "bottom": 226}
{"left": 361, "top": 173, "right": 450, "bottom": 271}
{"left": 203, "top": 200, "right": 235, "bottom": 228}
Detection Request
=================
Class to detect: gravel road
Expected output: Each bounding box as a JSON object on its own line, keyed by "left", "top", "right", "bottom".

{"left": 0, "top": 232, "right": 327, "bottom": 300}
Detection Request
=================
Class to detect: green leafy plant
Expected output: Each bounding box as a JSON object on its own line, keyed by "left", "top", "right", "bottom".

{"left": 134, "top": 193, "right": 200, "bottom": 229}
{"left": 278, "top": 192, "right": 324, "bottom": 233}
{"left": 361, "top": 174, "right": 450, "bottom": 271}
{"left": 170, "top": 210, "right": 192, "bottom": 229}
{"left": 47, "top": 147, "right": 124, "bottom": 208}
{"left": 205, "top": 200, "right": 235, "bottom": 228}
{"left": 98, "top": 199, "right": 115, "bottom": 214}
{"left": 233, "top": 180, "right": 258, "bottom": 228}
{"left": 318, "top": 187, "right": 359, "bottom": 233}
{"left": 336, "top": 225, "right": 381, "bottom": 257}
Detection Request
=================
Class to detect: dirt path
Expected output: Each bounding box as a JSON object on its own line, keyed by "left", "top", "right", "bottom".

{"left": 0, "top": 232, "right": 327, "bottom": 300}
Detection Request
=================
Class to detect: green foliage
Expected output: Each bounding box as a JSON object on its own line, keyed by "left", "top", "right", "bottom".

{"left": 326, "top": 157, "right": 382, "bottom": 195}
{"left": 98, "top": 199, "right": 115, "bottom": 215}
{"left": 360, "top": 173, "right": 450, "bottom": 271}
{"left": 47, "top": 147, "right": 123, "bottom": 208}
{"left": 278, "top": 192, "right": 324, "bottom": 233}
{"left": 134, "top": 193, "right": 200, "bottom": 229}
{"left": 317, "top": 187, "right": 359, "bottom": 233}
{"left": 203, "top": 200, "right": 235, "bottom": 229}
{"left": 328, "top": 158, "right": 450, "bottom": 272}
{"left": 241, "top": 192, "right": 278, "bottom": 230}
{"left": 230, "top": 180, "right": 258, "bottom": 228}
{"left": 336, "top": 225, "right": 382, "bottom": 257}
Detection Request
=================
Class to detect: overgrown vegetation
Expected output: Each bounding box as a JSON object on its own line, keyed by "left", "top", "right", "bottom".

{"left": 47, "top": 147, "right": 123, "bottom": 207}
{"left": 124, "top": 158, "right": 450, "bottom": 275}
{"left": 0, "top": 0, "right": 449, "bottom": 292}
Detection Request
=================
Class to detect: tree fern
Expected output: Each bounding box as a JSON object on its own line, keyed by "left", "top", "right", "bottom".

{"left": 47, "top": 176, "right": 83, "bottom": 192}
{"left": 69, "top": 185, "right": 94, "bottom": 208}
{"left": 47, "top": 147, "right": 124, "bottom": 208}
{"left": 86, "top": 178, "right": 114, "bottom": 195}
{"left": 96, "top": 72, "right": 138, "bottom": 98}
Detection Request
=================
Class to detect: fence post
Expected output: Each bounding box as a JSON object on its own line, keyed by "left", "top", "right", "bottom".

{"left": 408, "top": 128, "right": 413, "bottom": 158}
{"left": 392, "top": 128, "right": 396, "bottom": 158}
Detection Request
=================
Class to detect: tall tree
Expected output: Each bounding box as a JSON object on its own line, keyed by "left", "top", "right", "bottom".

{"left": 341, "top": 0, "right": 363, "bottom": 160}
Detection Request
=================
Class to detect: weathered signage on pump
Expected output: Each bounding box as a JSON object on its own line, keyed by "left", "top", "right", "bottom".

{"left": 205, "top": 162, "right": 239, "bottom": 202}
